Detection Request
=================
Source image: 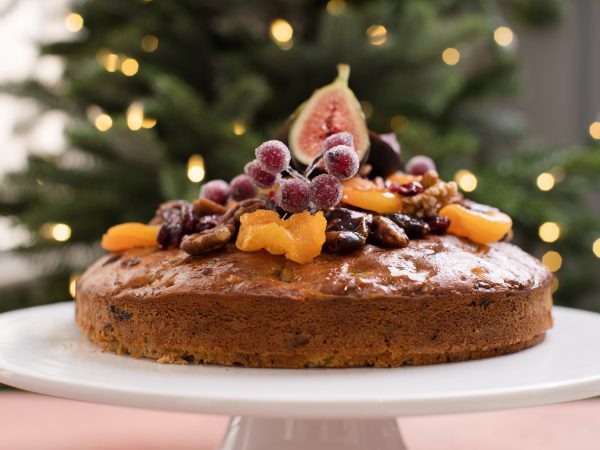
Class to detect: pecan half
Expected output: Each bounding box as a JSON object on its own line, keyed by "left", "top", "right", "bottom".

{"left": 325, "top": 230, "right": 366, "bottom": 253}
{"left": 385, "top": 213, "right": 430, "bottom": 238}
{"left": 220, "top": 198, "right": 267, "bottom": 224}
{"left": 369, "top": 216, "right": 409, "bottom": 248}
{"left": 192, "top": 197, "right": 227, "bottom": 216}
{"left": 180, "top": 222, "right": 235, "bottom": 256}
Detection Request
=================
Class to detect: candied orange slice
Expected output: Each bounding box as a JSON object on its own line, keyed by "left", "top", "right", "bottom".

{"left": 101, "top": 222, "right": 159, "bottom": 251}
{"left": 341, "top": 177, "right": 403, "bottom": 214}
{"left": 439, "top": 203, "right": 512, "bottom": 244}
{"left": 236, "top": 210, "right": 326, "bottom": 264}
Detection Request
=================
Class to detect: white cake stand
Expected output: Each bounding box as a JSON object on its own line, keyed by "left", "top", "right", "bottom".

{"left": 1, "top": 303, "right": 600, "bottom": 450}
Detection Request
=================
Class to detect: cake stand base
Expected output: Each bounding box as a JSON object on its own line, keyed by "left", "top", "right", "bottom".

{"left": 220, "top": 417, "right": 406, "bottom": 450}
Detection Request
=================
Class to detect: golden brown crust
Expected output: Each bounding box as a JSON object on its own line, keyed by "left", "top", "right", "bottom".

{"left": 75, "top": 235, "right": 553, "bottom": 368}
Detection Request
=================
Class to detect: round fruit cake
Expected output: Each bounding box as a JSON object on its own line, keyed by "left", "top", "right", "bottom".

{"left": 76, "top": 235, "right": 552, "bottom": 368}
{"left": 75, "top": 66, "right": 553, "bottom": 368}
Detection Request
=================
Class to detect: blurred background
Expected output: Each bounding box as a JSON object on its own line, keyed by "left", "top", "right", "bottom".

{"left": 0, "top": 0, "right": 598, "bottom": 314}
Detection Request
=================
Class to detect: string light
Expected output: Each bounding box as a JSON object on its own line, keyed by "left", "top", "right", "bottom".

{"left": 142, "top": 117, "right": 157, "bottom": 129}
{"left": 454, "top": 169, "right": 478, "bottom": 192}
{"left": 187, "top": 155, "right": 206, "bottom": 183}
{"left": 41, "top": 223, "right": 72, "bottom": 242}
{"left": 590, "top": 121, "right": 600, "bottom": 139}
{"left": 536, "top": 172, "right": 555, "bottom": 191}
{"left": 270, "top": 19, "right": 294, "bottom": 49}
{"left": 442, "top": 47, "right": 460, "bottom": 65}
{"left": 593, "top": 238, "right": 600, "bottom": 258}
{"left": 542, "top": 251, "right": 562, "bottom": 272}
{"left": 539, "top": 222, "right": 560, "bottom": 243}
{"left": 101, "top": 53, "right": 120, "bottom": 72}
{"left": 65, "top": 13, "right": 84, "bottom": 33}
{"left": 360, "top": 101, "right": 373, "bottom": 119}
{"left": 493, "top": 26, "right": 514, "bottom": 47}
{"left": 94, "top": 114, "right": 113, "bottom": 132}
{"left": 141, "top": 35, "right": 159, "bottom": 52}
{"left": 121, "top": 58, "right": 139, "bottom": 76}
{"left": 552, "top": 277, "right": 559, "bottom": 293}
{"left": 127, "top": 102, "right": 144, "bottom": 131}
{"left": 367, "top": 25, "right": 387, "bottom": 46}
{"left": 326, "top": 0, "right": 346, "bottom": 15}
{"left": 390, "top": 115, "right": 409, "bottom": 133}
{"left": 69, "top": 273, "right": 80, "bottom": 298}
{"left": 232, "top": 120, "right": 246, "bottom": 136}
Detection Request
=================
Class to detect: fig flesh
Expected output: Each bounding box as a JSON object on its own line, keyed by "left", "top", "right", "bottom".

{"left": 289, "top": 64, "right": 369, "bottom": 166}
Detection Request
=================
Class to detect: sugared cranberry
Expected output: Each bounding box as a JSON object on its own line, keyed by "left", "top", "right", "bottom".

{"left": 406, "top": 155, "right": 436, "bottom": 176}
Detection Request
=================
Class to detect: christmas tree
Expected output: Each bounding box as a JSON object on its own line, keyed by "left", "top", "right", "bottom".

{"left": 1, "top": 0, "right": 599, "bottom": 313}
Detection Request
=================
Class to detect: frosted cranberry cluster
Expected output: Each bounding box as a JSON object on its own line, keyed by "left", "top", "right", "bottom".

{"left": 200, "top": 132, "right": 360, "bottom": 213}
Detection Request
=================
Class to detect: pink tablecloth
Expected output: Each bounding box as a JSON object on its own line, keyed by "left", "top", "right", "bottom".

{"left": 0, "top": 392, "right": 597, "bottom": 450}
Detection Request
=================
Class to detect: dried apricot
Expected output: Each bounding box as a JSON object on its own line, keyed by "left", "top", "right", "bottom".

{"left": 386, "top": 172, "right": 422, "bottom": 186}
{"left": 101, "top": 223, "right": 159, "bottom": 251}
{"left": 236, "top": 210, "right": 326, "bottom": 264}
{"left": 439, "top": 203, "right": 512, "bottom": 244}
{"left": 341, "top": 178, "right": 403, "bottom": 214}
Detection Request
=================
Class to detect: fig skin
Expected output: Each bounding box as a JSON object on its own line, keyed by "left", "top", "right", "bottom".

{"left": 365, "top": 131, "right": 404, "bottom": 178}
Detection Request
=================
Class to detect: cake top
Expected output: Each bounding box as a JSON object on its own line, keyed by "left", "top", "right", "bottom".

{"left": 98, "top": 64, "right": 515, "bottom": 265}
{"left": 83, "top": 236, "right": 550, "bottom": 302}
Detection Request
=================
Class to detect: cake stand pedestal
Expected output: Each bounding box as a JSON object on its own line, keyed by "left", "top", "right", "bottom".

{"left": 1, "top": 303, "right": 600, "bottom": 450}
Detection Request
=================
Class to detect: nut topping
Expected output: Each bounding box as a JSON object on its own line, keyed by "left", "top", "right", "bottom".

{"left": 180, "top": 222, "right": 235, "bottom": 256}
{"left": 368, "top": 216, "right": 409, "bottom": 248}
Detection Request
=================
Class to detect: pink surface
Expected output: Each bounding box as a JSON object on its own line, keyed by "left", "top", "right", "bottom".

{"left": 0, "top": 392, "right": 597, "bottom": 450}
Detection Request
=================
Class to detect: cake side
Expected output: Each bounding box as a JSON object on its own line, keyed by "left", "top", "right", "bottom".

{"left": 75, "top": 236, "right": 553, "bottom": 368}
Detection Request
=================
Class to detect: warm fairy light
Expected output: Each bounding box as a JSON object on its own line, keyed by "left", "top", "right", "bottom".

{"left": 536, "top": 172, "right": 555, "bottom": 191}
{"left": 42, "top": 223, "right": 72, "bottom": 242}
{"left": 127, "top": 102, "right": 144, "bottom": 131}
{"left": 65, "top": 13, "right": 84, "bottom": 33}
{"left": 103, "top": 53, "right": 120, "bottom": 72}
{"left": 270, "top": 19, "right": 294, "bottom": 44}
{"left": 442, "top": 47, "right": 460, "bottom": 65}
{"left": 121, "top": 58, "right": 139, "bottom": 76}
{"left": 232, "top": 120, "right": 246, "bottom": 136}
{"left": 455, "top": 169, "right": 478, "bottom": 192}
{"left": 326, "top": 0, "right": 346, "bottom": 15}
{"left": 552, "top": 277, "right": 559, "bottom": 293}
{"left": 360, "top": 101, "right": 373, "bottom": 119}
{"left": 141, "top": 35, "right": 159, "bottom": 52}
{"left": 539, "top": 222, "right": 560, "bottom": 243}
{"left": 590, "top": 121, "right": 600, "bottom": 139}
{"left": 69, "top": 273, "right": 80, "bottom": 298}
{"left": 367, "top": 25, "right": 388, "bottom": 46}
{"left": 542, "top": 251, "right": 562, "bottom": 272}
{"left": 493, "top": 26, "right": 514, "bottom": 47}
{"left": 593, "top": 238, "right": 600, "bottom": 258}
{"left": 94, "top": 114, "right": 113, "bottom": 132}
{"left": 390, "top": 115, "right": 409, "bottom": 133}
{"left": 187, "top": 155, "right": 206, "bottom": 183}
{"left": 142, "top": 117, "right": 157, "bottom": 129}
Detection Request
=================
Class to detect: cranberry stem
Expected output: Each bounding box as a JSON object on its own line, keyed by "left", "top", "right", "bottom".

{"left": 304, "top": 154, "right": 324, "bottom": 178}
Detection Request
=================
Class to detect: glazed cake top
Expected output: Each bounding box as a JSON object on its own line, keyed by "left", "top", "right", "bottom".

{"left": 80, "top": 234, "right": 551, "bottom": 302}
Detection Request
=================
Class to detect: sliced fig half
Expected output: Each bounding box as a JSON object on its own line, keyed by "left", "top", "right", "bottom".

{"left": 289, "top": 64, "right": 369, "bottom": 166}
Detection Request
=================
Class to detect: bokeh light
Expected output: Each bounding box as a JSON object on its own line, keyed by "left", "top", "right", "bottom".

{"left": 121, "top": 58, "right": 139, "bottom": 76}
{"left": 494, "top": 26, "right": 514, "bottom": 47}
{"left": 187, "top": 155, "right": 206, "bottom": 183}
{"left": 326, "top": 0, "right": 346, "bottom": 16}
{"left": 454, "top": 169, "right": 478, "bottom": 192}
{"left": 390, "top": 115, "right": 409, "bottom": 133}
{"left": 539, "top": 222, "right": 561, "bottom": 243}
{"left": 65, "top": 13, "right": 84, "bottom": 33}
{"left": 141, "top": 35, "right": 159, "bottom": 52}
{"left": 536, "top": 172, "right": 555, "bottom": 191}
{"left": 542, "top": 251, "right": 562, "bottom": 272}
{"left": 232, "top": 120, "right": 246, "bottom": 136}
{"left": 442, "top": 47, "right": 460, "bottom": 65}
{"left": 94, "top": 114, "right": 113, "bottom": 132}
{"left": 367, "top": 25, "right": 387, "bottom": 46}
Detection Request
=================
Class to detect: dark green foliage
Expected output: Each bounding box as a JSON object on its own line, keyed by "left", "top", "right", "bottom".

{"left": 0, "top": 0, "right": 598, "bottom": 312}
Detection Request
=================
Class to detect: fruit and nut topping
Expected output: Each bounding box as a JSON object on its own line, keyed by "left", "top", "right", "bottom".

{"left": 99, "top": 64, "right": 513, "bottom": 262}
